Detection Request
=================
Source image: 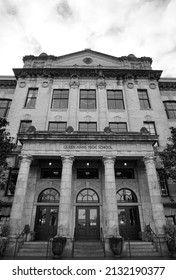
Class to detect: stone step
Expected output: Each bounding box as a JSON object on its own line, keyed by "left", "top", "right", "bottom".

{"left": 73, "top": 241, "right": 105, "bottom": 258}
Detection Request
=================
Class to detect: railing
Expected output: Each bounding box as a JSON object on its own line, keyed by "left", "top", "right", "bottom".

{"left": 46, "top": 229, "right": 56, "bottom": 259}
{"left": 14, "top": 224, "right": 30, "bottom": 258}
{"left": 121, "top": 228, "right": 131, "bottom": 259}
{"left": 145, "top": 224, "right": 163, "bottom": 257}
{"left": 72, "top": 228, "right": 76, "bottom": 258}
{"left": 100, "top": 228, "right": 106, "bottom": 258}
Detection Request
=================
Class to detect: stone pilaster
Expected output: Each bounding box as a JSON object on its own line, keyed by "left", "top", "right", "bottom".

{"left": 57, "top": 156, "right": 74, "bottom": 237}
{"left": 103, "top": 156, "right": 119, "bottom": 237}
{"left": 143, "top": 156, "right": 166, "bottom": 235}
{"left": 10, "top": 155, "right": 33, "bottom": 236}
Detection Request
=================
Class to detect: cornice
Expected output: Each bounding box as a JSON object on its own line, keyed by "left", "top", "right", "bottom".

{"left": 18, "top": 131, "right": 158, "bottom": 144}
{"left": 13, "top": 68, "right": 162, "bottom": 81}
{"left": 0, "top": 79, "right": 17, "bottom": 89}
{"left": 159, "top": 81, "right": 176, "bottom": 90}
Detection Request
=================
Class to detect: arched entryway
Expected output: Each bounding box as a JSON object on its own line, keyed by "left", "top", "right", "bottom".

{"left": 34, "top": 188, "right": 60, "bottom": 240}
{"left": 117, "top": 188, "right": 141, "bottom": 240}
{"left": 75, "top": 188, "right": 100, "bottom": 240}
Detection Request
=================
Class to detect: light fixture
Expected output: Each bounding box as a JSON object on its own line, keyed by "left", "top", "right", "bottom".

{"left": 86, "top": 162, "right": 89, "bottom": 166}
{"left": 49, "top": 162, "right": 52, "bottom": 166}
{"left": 124, "top": 162, "right": 127, "bottom": 166}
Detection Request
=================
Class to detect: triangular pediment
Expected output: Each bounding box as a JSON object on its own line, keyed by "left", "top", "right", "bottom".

{"left": 54, "top": 49, "right": 122, "bottom": 68}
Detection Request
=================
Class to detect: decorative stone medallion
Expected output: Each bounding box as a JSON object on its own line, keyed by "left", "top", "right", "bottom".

{"left": 83, "top": 57, "right": 93, "bottom": 64}
{"left": 127, "top": 82, "right": 134, "bottom": 89}
{"left": 42, "top": 80, "right": 49, "bottom": 88}
{"left": 149, "top": 83, "right": 156, "bottom": 89}
{"left": 19, "top": 81, "right": 26, "bottom": 88}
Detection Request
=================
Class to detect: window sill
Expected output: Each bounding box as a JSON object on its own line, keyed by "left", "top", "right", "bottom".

{"left": 139, "top": 108, "right": 153, "bottom": 110}
{"left": 50, "top": 109, "right": 68, "bottom": 111}
{"left": 79, "top": 109, "right": 97, "bottom": 111}
{"left": 23, "top": 107, "right": 36, "bottom": 109}
{"left": 108, "top": 109, "right": 125, "bottom": 112}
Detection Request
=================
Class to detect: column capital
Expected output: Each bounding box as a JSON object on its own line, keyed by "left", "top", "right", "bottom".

{"left": 103, "top": 156, "right": 116, "bottom": 165}
{"left": 143, "top": 155, "right": 156, "bottom": 165}
{"left": 61, "top": 156, "right": 74, "bottom": 165}
{"left": 19, "top": 154, "right": 33, "bottom": 164}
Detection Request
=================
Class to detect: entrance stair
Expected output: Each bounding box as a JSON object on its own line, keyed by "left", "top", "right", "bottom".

{"left": 73, "top": 241, "right": 105, "bottom": 259}
{"left": 124, "top": 241, "right": 161, "bottom": 258}
{"left": 16, "top": 241, "right": 48, "bottom": 259}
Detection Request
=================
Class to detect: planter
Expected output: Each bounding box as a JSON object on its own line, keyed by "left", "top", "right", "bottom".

{"left": 52, "top": 236, "right": 67, "bottom": 257}
{"left": 109, "top": 237, "right": 123, "bottom": 256}
{"left": 0, "top": 237, "right": 8, "bottom": 257}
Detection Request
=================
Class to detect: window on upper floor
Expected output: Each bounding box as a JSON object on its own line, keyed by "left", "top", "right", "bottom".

{"left": 109, "top": 122, "right": 128, "bottom": 132}
{"left": 157, "top": 169, "right": 169, "bottom": 196}
{"left": 115, "top": 169, "right": 134, "bottom": 179}
{"left": 107, "top": 90, "right": 125, "bottom": 110}
{"left": 5, "top": 168, "right": 19, "bottom": 196}
{"left": 19, "top": 120, "right": 32, "bottom": 133}
{"left": 48, "top": 122, "right": 67, "bottom": 132}
{"left": 41, "top": 169, "right": 62, "bottom": 179}
{"left": 0, "top": 99, "right": 12, "bottom": 118}
{"left": 143, "top": 121, "right": 157, "bottom": 134}
{"left": 51, "top": 89, "right": 69, "bottom": 109}
{"left": 24, "top": 88, "right": 38, "bottom": 108}
{"left": 164, "top": 101, "right": 176, "bottom": 119}
{"left": 77, "top": 169, "right": 99, "bottom": 179}
{"left": 79, "top": 90, "right": 96, "bottom": 109}
{"left": 79, "top": 122, "right": 97, "bottom": 132}
{"left": 138, "top": 89, "right": 151, "bottom": 109}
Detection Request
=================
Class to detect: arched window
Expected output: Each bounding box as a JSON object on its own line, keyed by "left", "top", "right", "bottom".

{"left": 76, "top": 188, "right": 99, "bottom": 203}
{"left": 117, "top": 188, "right": 137, "bottom": 203}
{"left": 38, "top": 188, "right": 60, "bottom": 203}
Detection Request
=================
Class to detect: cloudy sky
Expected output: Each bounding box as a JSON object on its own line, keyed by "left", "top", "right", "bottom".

{"left": 0, "top": 0, "right": 176, "bottom": 77}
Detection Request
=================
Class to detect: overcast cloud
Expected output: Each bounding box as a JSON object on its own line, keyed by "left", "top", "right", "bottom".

{"left": 0, "top": 0, "right": 176, "bottom": 77}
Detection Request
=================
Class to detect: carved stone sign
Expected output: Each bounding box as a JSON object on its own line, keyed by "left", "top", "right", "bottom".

{"left": 63, "top": 144, "right": 112, "bottom": 150}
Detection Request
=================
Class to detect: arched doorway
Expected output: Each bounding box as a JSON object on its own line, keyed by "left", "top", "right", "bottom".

{"left": 34, "top": 188, "right": 60, "bottom": 240}
{"left": 117, "top": 188, "right": 141, "bottom": 240}
{"left": 75, "top": 188, "right": 100, "bottom": 240}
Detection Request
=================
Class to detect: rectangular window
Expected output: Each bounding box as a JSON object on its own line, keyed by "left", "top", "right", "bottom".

{"left": 157, "top": 170, "right": 169, "bottom": 196}
{"left": 109, "top": 122, "right": 127, "bottom": 132}
{"left": 51, "top": 89, "right": 69, "bottom": 109}
{"left": 19, "top": 120, "right": 32, "bottom": 132}
{"left": 143, "top": 122, "right": 157, "bottom": 135}
{"left": 164, "top": 101, "right": 176, "bottom": 119}
{"left": 80, "top": 90, "right": 96, "bottom": 109}
{"left": 79, "top": 122, "right": 97, "bottom": 132}
{"left": 25, "top": 88, "right": 38, "bottom": 108}
{"left": 48, "top": 122, "right": 67, "bottom": 132}
{"left": 77, "top": 169, "right": 99, "bottom": 179}
{"left": 138, "top": 89, "right": 151, "bottom": 109}
{"left": 0, "top": 99, "right": 12, "bottom": 118}
{"left": 115, "top": 169, "right": 134, "bottom": 179}
{"left": 107, "top": 90, "right": 124, "bottom": 109}
{"left": 5, "top": 168, "right": 18, "bottom": 196}
{"left": 41, "top": 169, "right": 62, "bottom": 179}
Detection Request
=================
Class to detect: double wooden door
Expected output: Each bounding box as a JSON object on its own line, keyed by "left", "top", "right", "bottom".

{"left": 75, "top": 206, "right": 100, "bottom": 240}
{"left": 118, "top": 206, "right": 141, "bottom": 240}
{"left": 35, "top": 206, "right": 58, "bottom": 240}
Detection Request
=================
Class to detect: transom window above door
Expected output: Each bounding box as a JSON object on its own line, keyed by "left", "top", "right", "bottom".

{"left": 38, "top": 188, "right": 60, "bottom": 203}
{"left": 79, "top": 90, "right": 96, "bottom": 109}
{"left": 117, "top": 188, "right": 137, "bottom": 203}
{"left": 76, "top": 188, "right": 99, "bottom": 203}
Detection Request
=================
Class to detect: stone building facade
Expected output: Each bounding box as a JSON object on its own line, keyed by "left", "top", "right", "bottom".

{"left": 0, "top": 49, "right": 176, "bottom": 256}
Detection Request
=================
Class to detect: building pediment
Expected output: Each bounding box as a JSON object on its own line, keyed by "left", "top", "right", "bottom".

{"left": 22, "top": 49, "right": 153, "bottom": 70}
